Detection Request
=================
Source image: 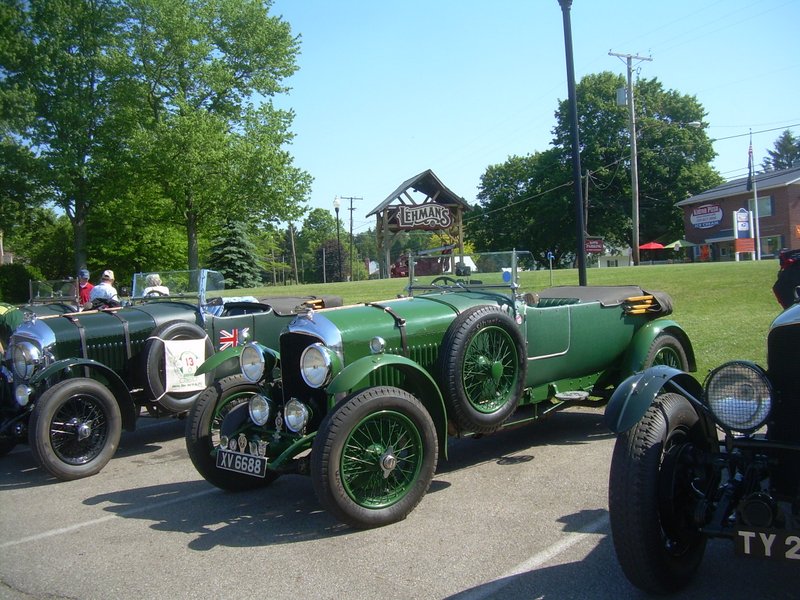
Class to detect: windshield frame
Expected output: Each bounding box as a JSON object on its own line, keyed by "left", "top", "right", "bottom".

{"left": 406, "top": 249, "right": 532, "bottom": 298}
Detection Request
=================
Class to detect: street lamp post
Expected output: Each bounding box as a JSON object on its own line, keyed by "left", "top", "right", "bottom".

{"left": 333, "top": 196, "right": 342, "bottom": 281}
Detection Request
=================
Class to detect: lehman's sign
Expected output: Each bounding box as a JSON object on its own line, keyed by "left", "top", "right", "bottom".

{"left": 391, "top": 203, "right": 454, "bottom": 231}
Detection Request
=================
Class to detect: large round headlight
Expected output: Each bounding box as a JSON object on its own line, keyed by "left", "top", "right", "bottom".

{"left": 240, "top": 343, "right": 265, "bottom": 382}
{"left": 300, "top": 343, "right": 332, "bottom": 388}
{"left": 248, "top": 394, "right": 272, "bottom": 426}
{"left": 704, "top": 361, "right": 772, "bottom": 432}
{"left": 12, "top": 342, "right": 41, "bottom": 380}
{"left": 284, "top": 399, "right": 310, "bottom": 433}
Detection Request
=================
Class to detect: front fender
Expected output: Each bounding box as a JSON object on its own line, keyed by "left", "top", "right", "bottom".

{"left": 30, "top": 358, "right": 138, "bottom": 431}
{"left": 195, "top": 346, "right": 243, "bottom": 376}
{"left": 622, "top": 319, "right": 696, "bottom": 376}
{"left": 195, "top": 344, "right": 279, "bottom": 378}
{"left": 603, "top": 365, "right": 703, "bottom": 433}
{"left": 327, "top": 354, "right": 449, "bottom": 460}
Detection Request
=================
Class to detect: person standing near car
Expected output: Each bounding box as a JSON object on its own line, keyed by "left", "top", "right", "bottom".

{"left": 88, "top": 269, "right": 120, "bottom": 307}
{"left": 77, "top": 268, "right": 94, "bottom": 307}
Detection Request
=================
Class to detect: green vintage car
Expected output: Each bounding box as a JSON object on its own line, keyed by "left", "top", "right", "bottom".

{"left": 186, "top": 250, "right": 696, "bottom": 528}
{"left": 1, "top": 269, "right": 341, "bottom": 480}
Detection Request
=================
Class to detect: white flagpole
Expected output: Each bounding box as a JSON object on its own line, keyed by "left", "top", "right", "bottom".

{"left": 748, "top": 131, "right": 762, "bottom": 260}
{"left": 752, "top": 173, "right": 761, "bottom": 260}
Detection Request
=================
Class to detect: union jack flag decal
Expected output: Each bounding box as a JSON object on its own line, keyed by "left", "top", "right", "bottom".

{"left": 218, "top": 327, "right": 249, "bottom": 351}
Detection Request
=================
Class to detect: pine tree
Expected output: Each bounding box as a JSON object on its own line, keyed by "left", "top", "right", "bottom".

{"left": 762, "top": 130, "right": 800, "bottom": 171}
{"left": 207, "top": 220, "right": 262, "bottom": 289}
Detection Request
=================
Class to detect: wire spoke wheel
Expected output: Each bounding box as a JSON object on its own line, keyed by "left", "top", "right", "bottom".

{"left": 312, "top": 386, "right": 438, "bottom": 528}
{"left": 50, "top": 394, "right": 109, "bottom": 465}
{"left": 462, "top": 325, "right": 519, "bottom": 413}
{"left": 341, "top": 409, "right": 424, "bottom": 509}
{"left": 29, "top": 378, "right": 121, "bottom": 480}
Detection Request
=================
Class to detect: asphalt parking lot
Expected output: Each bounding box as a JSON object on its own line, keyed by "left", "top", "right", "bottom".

{"left": 0, "top": 406, "right": 796, "bottom": 600}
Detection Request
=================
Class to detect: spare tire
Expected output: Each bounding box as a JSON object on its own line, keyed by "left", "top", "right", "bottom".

{"left": 142, "top": 320, "right": 214, "bottom": 413}
{"left": 438, "top": 305, "right": 526, "bottom": 434}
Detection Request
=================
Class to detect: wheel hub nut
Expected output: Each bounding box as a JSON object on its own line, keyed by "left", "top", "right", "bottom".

{"left": 77, "top": 422, "right": 92, "bottom": 441}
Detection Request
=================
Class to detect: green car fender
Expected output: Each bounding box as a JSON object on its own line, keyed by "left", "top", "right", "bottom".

{"left": 194, "top": 344, "right": 279, "bottom": 377}
{"left": 603, "top": 365, "right": 704, "bottom": 433}
{"left": 327, "top": 353, "right": 449, "bottom": 460}
{"left": 31, "top": 358, "right": 138, "bottom": 431}
{"left": 195, "top": 345, "right": 243, "bottom": 376}
{"left": 621, "top": 319, "right": 696, "bottom": 377}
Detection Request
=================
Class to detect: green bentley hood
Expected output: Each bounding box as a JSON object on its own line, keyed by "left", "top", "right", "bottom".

{"left": 315, "top": 291, "right": 510, "bottom": 360}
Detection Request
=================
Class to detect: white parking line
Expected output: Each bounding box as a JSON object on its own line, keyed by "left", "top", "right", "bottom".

{"left": 455, "top": 514, "right": 610, "bottom": 600}
{"left": 0, "top": 488, "right": 216, "bottom": 550}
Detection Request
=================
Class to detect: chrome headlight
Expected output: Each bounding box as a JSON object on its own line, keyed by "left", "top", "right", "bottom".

{"left": 300, "top": 343, "right": 334, "bottom": 388}
{"left": 248, "top": 393, "right": 272, "bottom": 426}
{"left": 704, "top": 361, "right": 772, "bottom": 432}
{"left": 240, "top": 343, "right": 265, "bottom": 383}
{"left": 284, "top": 399, "right": 310, "bottom": 433}
{"left": 12, "top": 342, "right": 41, "bottom": 380}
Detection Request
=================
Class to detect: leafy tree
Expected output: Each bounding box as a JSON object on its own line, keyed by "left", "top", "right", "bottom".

{"left": 315, "top": 238, "right": 348, "bottom": 283}
{"left": 551, "top": 72, "right": 721, "bottom": 246}
{"left": 124, "top": 0, "right": 311, "bottom": 270}
{"left": 0, "top": 263, "right": 44, "bottom": 303}
{"left": 0, "top": 136, "right": 51, "bottom": 267}
{"left": 86, "top": 194, "right": 186, "bottom": 286}
{"left": 475, "top": 72, "right": 723, "bottom": 262}
{"left": 762, "top": 129, "right": 800, "bottom": 171}
{"left": 296, "top": 208, "right": 337, "bottom": 282}
{"left": 471, "top": 150, "right": 574, "bottom": 265}
{"left": 1, "top": 0, "right": 132, "bottom": 273}
{"left": 207, "top": 219, "right": 262, "bottom": 289}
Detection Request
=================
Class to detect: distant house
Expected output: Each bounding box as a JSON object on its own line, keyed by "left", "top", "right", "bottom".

{"left": 677, "top": 166, "right": 800, "bottom": 261}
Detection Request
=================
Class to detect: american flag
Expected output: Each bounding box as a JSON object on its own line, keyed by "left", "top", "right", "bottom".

{"left": 218, "top": 327, "right": 249, "bottom": 351}
{"left": 746, "top": 134, "right": 754, "bottom": 192}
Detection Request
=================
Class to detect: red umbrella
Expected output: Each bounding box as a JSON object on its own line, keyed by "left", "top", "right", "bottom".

{"left": 639, "top": 241, "right": 665, "bottom": 250}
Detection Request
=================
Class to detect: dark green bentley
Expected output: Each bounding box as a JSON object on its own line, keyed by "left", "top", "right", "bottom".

{"left": 187, "top": 250, "right": 695, "bottom": 528}
{"left": 1, "top": 269, "right": 340, "bottom": 480}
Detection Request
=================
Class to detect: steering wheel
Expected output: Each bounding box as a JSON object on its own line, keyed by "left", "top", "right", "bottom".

{"left": 430, "top": 276, "right": 460, "bottom": 287}
{"left": 145, "top": 290, "right": 168, "bottom": 297}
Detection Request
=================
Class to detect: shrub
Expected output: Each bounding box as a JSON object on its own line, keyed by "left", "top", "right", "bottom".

{"left": 0, "top": 263, "right": 45, "bottom": 303}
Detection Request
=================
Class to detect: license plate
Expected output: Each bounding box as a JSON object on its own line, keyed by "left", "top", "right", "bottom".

{"left": 735, "top": 528, "right": 800, "bottom": 561}
{"left": 216, "top": 448, "right": 268, "bottom": 478}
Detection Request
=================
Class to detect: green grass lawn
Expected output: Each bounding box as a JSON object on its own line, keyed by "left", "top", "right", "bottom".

{"left": 245, "top": 259, "right": 783, "bottom": 380}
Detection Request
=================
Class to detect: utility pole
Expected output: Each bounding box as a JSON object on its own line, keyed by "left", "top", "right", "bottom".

{"left": 289, "top": 222, "right": 299, "bottom": 284}
{"left": 609, "top": 50, "right": 652, "bottom": 266}
{"left": 558, "top": 0, "right": 587, "bottom": 285}
{"left": 338, "top": 196, "right": 362, "bottom": 280}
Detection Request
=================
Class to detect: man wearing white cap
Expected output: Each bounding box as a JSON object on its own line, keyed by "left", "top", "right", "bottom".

{"left": 88, "top": 269, "right": 120, "bottom": 307}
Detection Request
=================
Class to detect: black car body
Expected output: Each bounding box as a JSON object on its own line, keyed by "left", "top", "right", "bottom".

{"left": 603, "top": 253, "right": 800, "bottom": 593}
{"left": 1, "top": 269, "right": 340, "bottom": 480}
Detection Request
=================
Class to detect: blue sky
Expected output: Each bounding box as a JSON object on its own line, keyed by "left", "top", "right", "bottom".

{"left": 270, "top": 0, "right": 799, "bottom": 235}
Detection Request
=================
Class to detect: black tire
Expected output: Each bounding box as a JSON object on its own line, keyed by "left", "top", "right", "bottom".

{"left": 643, "top": 333, "right": 689, "bottom": 370}
{"left": 28, "top": 378, "right": 122, "bottom": 480}
{"left": 185, "top": 375, "right": 279, "bottom": 491}
{"left": 142, "top": 320, "right": 214, "bottom": 413}
{"left": 608, "top": 392, "right": 713, "bottom": 594}
{"left": 439, "top": 305, "right": 525, "bottom": 433}
{"left": 311, "top": 386, "right": 438, "bottom": 529}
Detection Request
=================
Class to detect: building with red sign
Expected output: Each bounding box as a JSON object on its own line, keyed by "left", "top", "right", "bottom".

{"left": 676, "top": 165, "right": 800, "bottom": 261}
